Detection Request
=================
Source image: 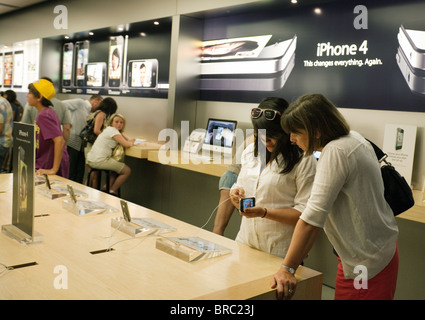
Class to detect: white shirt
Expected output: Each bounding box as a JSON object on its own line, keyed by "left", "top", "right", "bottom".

{"left": 63, "top": 99, "right": 92, "bottom": 151}
{"left": 300, "top": 131, "right": 399, "bottom": 279}
{"left": 232, "top": 142, "right": 317, "bottom": 257}
{"left": 87, "top": 126, "right": 119, "bottom": 163}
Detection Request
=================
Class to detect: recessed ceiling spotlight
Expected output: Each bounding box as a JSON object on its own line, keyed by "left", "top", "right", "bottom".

{"left": 291, "top": 0, "right": 298, "bottom": 4}
{"left": 314, "top": 8, "right": 322, "bottom": 15}
{"left": 64, "top": 35, "right": 70, "bottom": 39}
{"left": 88, "top": 32, "right": 94, "bottom": 36}
{"left": 154, "top": 21, "right": 159, "bottom": 25}
{"left": 140, "top": 32, "right": 147, "bottom": 37}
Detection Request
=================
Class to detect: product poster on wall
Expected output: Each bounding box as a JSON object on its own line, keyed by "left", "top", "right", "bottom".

{"left": 383, "top": 124, "right": 417, "bottom": 185}
{"left": 199, "top": 0, "right": 425, "bottom": 113}
{"left": 60, "top": 18, "right": 171, "bottom": 98}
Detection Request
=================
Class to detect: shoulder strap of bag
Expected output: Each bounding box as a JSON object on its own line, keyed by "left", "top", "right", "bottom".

{"left": 366, "top": 139, "right": 389, "bottom": 164}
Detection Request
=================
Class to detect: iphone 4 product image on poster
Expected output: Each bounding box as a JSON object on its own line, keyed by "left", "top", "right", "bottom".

{"left": 108, "top": 35, "right": 124, "bottom": 87}
{"left": 200, "top": 35, "right": 272, "bottom": 61}
{"left": 396, "top": 127, "right": 404, "bottom": 150}
{"left": 200, "top": 35, "right": 297, "bottom": 91}
{"left": 397, "top": 25, "right": 425, "bottom": 71}
{"left": 62, "top": 42, "right": 74, "bottom": 87}
{"left": 127, "top": 59, "right": 158, "bottom": 89}
{"left": 396, "top": 46, "right": 425, "bottom": 95}
{"left": 0, "top": 53, "right": 3, "bottom": 87}
{"left": 201, "top": 35, "right": 297, "bottom": 75}
{"left": 13, "top": 51, "right": 24, "bottom": 88}
{"left": 75, "top": 41, "right": 89, "bottom": 87}
{"left": 3, "top": 52, "right": 13, "bottom": 88}
{"left": 85, "top": 62, "right": 106, "bottom": 87}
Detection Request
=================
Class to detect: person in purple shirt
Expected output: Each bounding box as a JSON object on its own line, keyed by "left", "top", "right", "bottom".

{"left": 26, "top": 79, "right": 69, "bottom": 178}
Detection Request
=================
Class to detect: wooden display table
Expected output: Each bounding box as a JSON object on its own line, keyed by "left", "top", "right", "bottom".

{"left": 0, "top": 174, "right": 322, "bottom": 300}
{"left": 147, "top": 150, "right": 229, "bottom": 177}
{"left": 397, "top": 190, "right": 425, "bottom": 224}
{"left": 125, "top": 140, "right": 164, "bottom": 159}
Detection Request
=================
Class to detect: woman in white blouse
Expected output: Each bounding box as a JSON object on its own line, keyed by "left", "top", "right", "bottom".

{"left": 271, "top": 94, "right": 399, "bottom": 300}
{"left": 229, "top": 97, "right": 317, "bottom": 258}
{"left": 86, "top": 113, "right": 135, "bottom": 195}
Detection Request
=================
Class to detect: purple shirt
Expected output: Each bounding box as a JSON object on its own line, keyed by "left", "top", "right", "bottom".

{"left": 35, "top": 108, "right": 69, "bottom": 178}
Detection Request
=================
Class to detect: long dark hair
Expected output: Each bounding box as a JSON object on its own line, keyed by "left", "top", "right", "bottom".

{"left": 97, "top": 97, "right": 118, "bottom": 116}
{"left": 252, "top": 97, "right": 303, "bottom": 174}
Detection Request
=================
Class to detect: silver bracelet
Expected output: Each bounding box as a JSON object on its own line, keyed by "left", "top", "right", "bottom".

{"left": 281, "top": 264, "right": 296, "bottom": 275}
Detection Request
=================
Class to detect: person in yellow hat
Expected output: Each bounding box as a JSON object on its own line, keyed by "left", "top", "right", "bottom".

{"left": 27, "top": 79, "right": 69, "bottom": 177}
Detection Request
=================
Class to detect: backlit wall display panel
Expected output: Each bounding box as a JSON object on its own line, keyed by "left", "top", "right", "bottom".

{"left": 199, "top": 0, "right": 425, "bottom": 113}
{"left": 13, "top": 50, "right": 24, "bottom": 88}
{"left": 60, "top": 18, "right": 171, "bottom": 98}
{"left": 3, "top": 52, "right": 12, "bottom": 87}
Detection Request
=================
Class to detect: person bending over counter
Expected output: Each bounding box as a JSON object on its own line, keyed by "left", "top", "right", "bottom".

{"left": 271, "top": 93, "right": 399, "bottom": 300}
{"left": 86, "top": 113, "right": 134, "bottom": 195}
{"left": 229, "top": 97, "right": 317, "bottom": 258}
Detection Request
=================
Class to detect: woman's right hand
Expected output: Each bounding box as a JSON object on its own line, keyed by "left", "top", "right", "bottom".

{"left": 229, "top": 187, "right": 245, "bottom": 209}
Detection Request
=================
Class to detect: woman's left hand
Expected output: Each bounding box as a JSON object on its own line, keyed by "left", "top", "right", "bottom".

{"left": 270, "top": 266, "right": 297, "bottom": 300}
{"left": 241, "top": 206, "right": 266, "bottom": 218}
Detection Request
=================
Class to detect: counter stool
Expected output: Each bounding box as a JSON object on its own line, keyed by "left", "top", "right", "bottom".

{"left": 86, "top": 167, "right": 120, "bottom": 196}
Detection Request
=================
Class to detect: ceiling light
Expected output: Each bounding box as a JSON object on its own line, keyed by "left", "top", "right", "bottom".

{"left": 314, "top": 8, "right": 322, "bottom": 15}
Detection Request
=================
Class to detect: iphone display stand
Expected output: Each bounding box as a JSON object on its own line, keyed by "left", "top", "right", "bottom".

{"left": 110, "top": 217, "right": 158, "bottom": 237}
{"left": 2, "top": 224, "right": 43, "bottom": 244}
{"left": 62, "top": 199, "right": 108, "bottom": 216}
{"left": 155, "top": 237, "right": 231, "bottom": 262}
{"left": 37, "top": 186, "right": 66, "bottom": 199}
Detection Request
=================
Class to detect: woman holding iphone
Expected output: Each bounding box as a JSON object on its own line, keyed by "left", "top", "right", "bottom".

{"left": 271, "top": 93, "right": 399, "bottom": 300}
{"left": 229, "top": 97, "right": 316, "bottom": 258}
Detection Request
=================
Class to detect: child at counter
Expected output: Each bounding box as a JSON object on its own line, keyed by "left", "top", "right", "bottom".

{"left": 86, "top": 113, "right": 135, "bottom": 195}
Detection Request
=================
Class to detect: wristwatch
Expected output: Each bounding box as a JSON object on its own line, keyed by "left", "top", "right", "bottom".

{"left": 281, "top": 264, "right": 296, "bottom": 275}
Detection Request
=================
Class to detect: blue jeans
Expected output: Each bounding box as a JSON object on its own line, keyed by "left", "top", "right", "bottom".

{"left": 0, "top": 145, "right": 9, "bottom": 173}
{"left": 218, "top": 170, "right": 238, "bottom": 190}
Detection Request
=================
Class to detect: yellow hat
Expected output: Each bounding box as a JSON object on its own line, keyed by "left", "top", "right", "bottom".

{"left": 32, "top": 79, "right": 56, "bottom": 100}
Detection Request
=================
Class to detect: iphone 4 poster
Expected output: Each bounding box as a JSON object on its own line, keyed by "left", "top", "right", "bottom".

{"left": 383, "top": 124, "right": 417, "bottom": 185}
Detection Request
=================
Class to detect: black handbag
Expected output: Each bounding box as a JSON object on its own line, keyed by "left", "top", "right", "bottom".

{"left": 79, "top": 111, "right": 100, "bottom": 146}
{"left": 367, "top": 139, "right": 415, "bottom": 216}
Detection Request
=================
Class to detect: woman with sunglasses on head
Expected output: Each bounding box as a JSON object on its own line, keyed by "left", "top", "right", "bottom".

{"left": 271, "top": 94, "right": 399, "bottom": 300}
{"left": 228, "top": 97, "right": 316, "bottom": 258}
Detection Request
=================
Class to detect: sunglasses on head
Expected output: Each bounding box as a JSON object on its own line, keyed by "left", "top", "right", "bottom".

{"left": 251, "top": 108, "right": 281, "bottom": 121}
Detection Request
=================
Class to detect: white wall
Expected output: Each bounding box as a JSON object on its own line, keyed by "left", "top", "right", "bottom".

{"left": 0, "top": 0, "right": 259, "bottom": 44}
{"left": 57, "top": 93, "right": 168, "bottom": 142}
